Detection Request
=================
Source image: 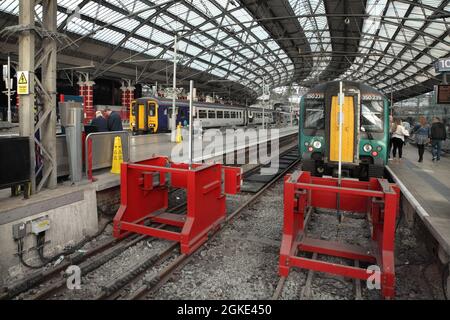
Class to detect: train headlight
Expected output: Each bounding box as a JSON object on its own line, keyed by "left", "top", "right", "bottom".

{"left": 376, "top": 146, "right": 382, "bottom": 151}
{"left": 363, "top": 144, "right": 373, "bottom": 152}
{"left": 304, "top": 142, "right": 309, "bottom": 147}
{"left": 372, "top": 151, "right": 379, "bottom": 157}
{"left": 312, "top": 141, "right": 322, "bottom": 149}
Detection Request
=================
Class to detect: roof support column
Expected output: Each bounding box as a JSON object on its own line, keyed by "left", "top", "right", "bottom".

{"left": 41, "top": 0, "right": 58, "bottom": 189}
{"left": 18, "top": 0, "right": 36, "bottom": 192}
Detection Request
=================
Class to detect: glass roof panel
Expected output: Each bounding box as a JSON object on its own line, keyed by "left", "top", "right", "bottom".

{"left": 0, "top": 0, "right": 447, "bottom": 98}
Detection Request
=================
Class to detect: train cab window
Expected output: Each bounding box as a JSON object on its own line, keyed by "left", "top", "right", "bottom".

{"left": 217, "top": 111, "right": 223, "bottom": 118}
{"left": 148, "top": 103, "right": 156, "bottom": 117}
{"left": 361, "top": 100, "right": 384, "bottom": 132}
{"left": 180, "top": 109, "right": 186, "bottom": 118}
{"left": 199, "top": 110, "right": 207, "bottom": 119}
{"left": 224, "top": 111, "right": 230, "bottom": 118}
{"left": 231, "top": 112, "right": 236, "bottom": 118}
{"left": 304, "top": 99, "right": 325, "bottom": 129}
{"left": 208, "top": 110, "right": 216, "bottom": 118}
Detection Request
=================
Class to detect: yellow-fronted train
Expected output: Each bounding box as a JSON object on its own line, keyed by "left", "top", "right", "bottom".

{"left": 130, "top": 97, "right": 293, "bottom": 134}
{"left": 300, "top": 81, "right": 389, "bottom": 180}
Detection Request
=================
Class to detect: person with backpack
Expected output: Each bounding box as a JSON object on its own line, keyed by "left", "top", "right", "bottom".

{"left": 412, "top": 116, "right": 430, "bottom": 163}
{"left": 430, "top": 117, "right": 447, "bottom": 162}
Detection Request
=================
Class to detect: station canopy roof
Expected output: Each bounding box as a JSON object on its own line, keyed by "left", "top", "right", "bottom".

{"left": 0, "top": 0, "right": 449, "bottom": 101}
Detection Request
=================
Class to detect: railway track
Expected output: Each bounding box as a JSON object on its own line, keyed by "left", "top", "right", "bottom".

{"left": 71, "top": 148, "right": 301, "bottom": 300}
{"left": 272, "top": 258, "right": 363, "bottom": 301}
{"left": 117, "top": 149, "right": 302, "bottom": 300}
{"left": 3, "top": 145, "right": 300, "bottom": 300}
{"left": 271, "top": 208, "right": 367, "bottom": 301}
{"left": 1, "top": 203, "right": 186, "bottom": 300}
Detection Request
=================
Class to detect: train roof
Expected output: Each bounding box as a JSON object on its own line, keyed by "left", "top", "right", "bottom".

{"left": 135, "top": 97, "right": 246, "bottom": 110}
{"left": 135, "top": 97, "right": 282, "bottom": 112}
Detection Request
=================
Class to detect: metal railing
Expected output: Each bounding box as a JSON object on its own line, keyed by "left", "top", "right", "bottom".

{"left": 85, "top": 131, "right": 130, "bottom": 181}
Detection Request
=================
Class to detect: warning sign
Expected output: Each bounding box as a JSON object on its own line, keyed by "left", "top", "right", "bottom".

{"left": 17, "top": 71, "right": 29, "bottom": 95}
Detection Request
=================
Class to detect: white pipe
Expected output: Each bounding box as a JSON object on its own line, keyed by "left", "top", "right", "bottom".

{"left": 7, "top": 54, "right": 11, "bottom": 123}
{"left": 189, "top": 80, "right": 194, "bottom": 169}
{"left": 170, "top": 34, "right": 177, "bottom": 142}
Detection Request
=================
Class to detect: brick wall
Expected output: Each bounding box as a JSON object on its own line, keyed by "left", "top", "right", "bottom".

{"left": 96, "top": 187, "right": 120, "bottom": 216}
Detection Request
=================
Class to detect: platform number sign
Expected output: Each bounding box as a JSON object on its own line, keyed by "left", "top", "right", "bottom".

{"left": 17, "top": 71, "right": 29, "bottom": 95}
{"left": 435, "top": 58, "right": 450, "bottom": 73}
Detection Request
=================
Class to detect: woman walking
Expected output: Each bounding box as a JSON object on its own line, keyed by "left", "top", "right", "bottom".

{"left": 412, "top": 116, "right": 430, "bottom": 163}
{"left": 391, "top": 118, "right": 408, "bottom": 162}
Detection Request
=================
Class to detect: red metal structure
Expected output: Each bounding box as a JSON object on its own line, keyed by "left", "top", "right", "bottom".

{"left": 279, "top": 171, "right": 400, "bottom": 299}
{"left": 113, "top": 156, "right": 242, "bottom": 254}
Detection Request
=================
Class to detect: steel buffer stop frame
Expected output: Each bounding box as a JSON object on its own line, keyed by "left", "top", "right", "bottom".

{"left": 113, "top": 156, "right": 242, "bottom": 254}
{"left": 279, "top": 171, "right": 400, "bottom": 299}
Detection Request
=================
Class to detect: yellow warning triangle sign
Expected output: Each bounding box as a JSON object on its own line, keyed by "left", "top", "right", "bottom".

{"left": 18, "top": 72, "right": 27, "bottom": 85}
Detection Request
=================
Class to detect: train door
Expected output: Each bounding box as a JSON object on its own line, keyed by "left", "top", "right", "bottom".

{"left": 329, "top": 96, "right": 354, "bottom": 163}
{"left": 138, "top": 102, "right": 146, "bottom": 132}
{"left": 147, "top": 101, "right": 158, "bottom": 133}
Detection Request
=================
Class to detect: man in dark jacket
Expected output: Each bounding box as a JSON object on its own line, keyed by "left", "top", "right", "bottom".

{"left": 90, "top": 111, "right": 108, "bottom": 132}
{"left": 430, "top": 117, "right": 447, "bottom": 161}
{"left": 106, "top": 109, "right": 123, "bottom": 131}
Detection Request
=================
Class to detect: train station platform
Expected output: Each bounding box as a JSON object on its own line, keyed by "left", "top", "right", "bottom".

{"left": 93, "top": 125, "right": 298, "bottom": 191}
{"left": 386, "top": 145, "right": 450, "bottom": 261}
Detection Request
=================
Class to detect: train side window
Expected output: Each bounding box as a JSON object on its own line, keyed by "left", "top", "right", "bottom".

{"left": 208, "top": 110, "right": 216, "bottom": 118}
{"left": 224, "top": 111, "right": 230, "bottom": 118}
{"left": 231, "top": 112, "right": 236, "bottom": 118}
{"left": 304, "top": 99, "right": 325, "bottom": 129}
{"left": 131, "top": 102, "right": 137, "bottom": 116}
{"left": 217, "top": 111, "right": 223, "bottom": 118}
{"left": 199, "top": 110, "right": 207, "bottom": 119}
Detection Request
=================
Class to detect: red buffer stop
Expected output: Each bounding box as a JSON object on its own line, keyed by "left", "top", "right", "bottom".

{"left": 113, "top": 156, "right": 242, "bottom": 255}
{"left": 279, "top": 171, "right": 400, "bottom": 299}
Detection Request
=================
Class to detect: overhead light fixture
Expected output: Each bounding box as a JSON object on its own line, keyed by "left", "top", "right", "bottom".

{"left": 344, "top": 17, "right": 350, "bottom": 25}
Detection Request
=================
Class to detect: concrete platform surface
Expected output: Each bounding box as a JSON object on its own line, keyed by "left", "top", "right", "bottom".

{"left": 94, "top": 125, "right": 298, "bottom": 191}
{"left": 386, "top": 145, "right": 450, "bottom": 255}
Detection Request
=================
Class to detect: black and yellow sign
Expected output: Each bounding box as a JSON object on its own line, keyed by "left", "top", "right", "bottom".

{"left": 17, "top": 71, "right": 29, "bottom": 95}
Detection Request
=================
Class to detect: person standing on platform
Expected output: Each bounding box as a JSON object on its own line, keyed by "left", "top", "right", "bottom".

{"left": 105, "top": 109, "right": 123, "bottom": 132}
{"left": 430, "top": 117, "right": 447, "bottom": 162}
{"left": 402, "top": 120, "right": 411, "bottom": 145}
{"left": 412, "top": 116, "right": 430, "bottom": 163}
{"left": 388, "top": 115, "right": 395, "bottom": 160}
{"left": 90, "top": 111, "right": 108, "bottom": 132}
{"left": 391, "top": 118, "right": 409, "bottom": 163}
